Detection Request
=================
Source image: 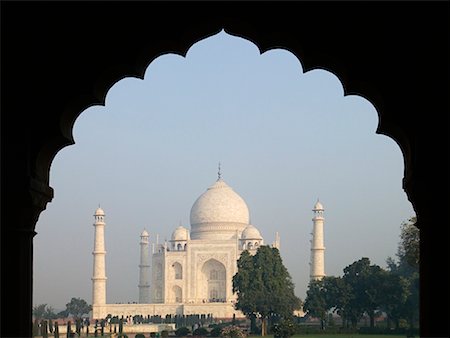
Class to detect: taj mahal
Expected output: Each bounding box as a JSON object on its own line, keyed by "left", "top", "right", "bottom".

{"left": 91, "top": 172, "right": 326, "bottom": 319}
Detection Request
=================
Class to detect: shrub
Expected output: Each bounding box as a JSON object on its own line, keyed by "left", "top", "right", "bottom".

{"left": 272, "top": 319, "right": 295, "bottom": 338}
{"left": 161, "top": 330, "right": 169, "bottom": 338}
{"left": 193, "top": 327, "right": 208, "bottom": 336}
{"left": 209, "top": 327, "right": 222, "bottom": 337}
{"left": 175, "top": 327, "right": 191, "bottom": 337}
{"left": 135, "top": 334, "right": 146, "bottom": 338}
{"left": 221, "top": 326, "right": 246, "bottom": 338}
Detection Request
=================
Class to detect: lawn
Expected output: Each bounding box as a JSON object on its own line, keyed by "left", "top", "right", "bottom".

{"left": 248, "top": 335, "right": 408, "bottom": 338}
{"left": 75, "top": 336, "right": 408, "bottom": 338}
{"left": 37, "top": 334, "right": 409, "bottom": 338}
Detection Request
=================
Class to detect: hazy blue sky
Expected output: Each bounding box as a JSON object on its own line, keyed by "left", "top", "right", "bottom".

{"left": 34, "top": 31, "right": 415, "bottom": 311}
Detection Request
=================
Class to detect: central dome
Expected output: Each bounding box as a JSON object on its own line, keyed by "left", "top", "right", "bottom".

{"left": 190, "top": 179, "right": 250, "bottom": 240}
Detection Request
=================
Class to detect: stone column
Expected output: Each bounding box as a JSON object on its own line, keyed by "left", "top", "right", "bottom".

{"left": 1, "top": 177, "right": 53, "bottom": 337}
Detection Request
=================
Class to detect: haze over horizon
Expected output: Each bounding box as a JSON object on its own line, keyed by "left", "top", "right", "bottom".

{"left": 34, "top": 30, "right": 415, "bottom": 311}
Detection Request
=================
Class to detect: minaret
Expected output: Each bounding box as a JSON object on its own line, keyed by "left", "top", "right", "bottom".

{"left": 310, "top": 200, "right": 325, "bottom": 280}
{"left": 272, "top": 232, "right": 281, "bottom": 249}
{"left": 92, "top": 207, "right": 107, "bottom": 314}
{"left": 138, "top": 229, "right": 151, "bottom": 303}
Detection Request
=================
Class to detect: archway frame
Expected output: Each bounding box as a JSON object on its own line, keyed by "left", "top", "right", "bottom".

{"left": 1, "top": 2, "right": 448, "bottom": 337}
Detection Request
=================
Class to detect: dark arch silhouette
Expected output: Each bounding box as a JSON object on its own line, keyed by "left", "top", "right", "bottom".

{"left": 1, "top": 2, "right": 448, "bottom": 337}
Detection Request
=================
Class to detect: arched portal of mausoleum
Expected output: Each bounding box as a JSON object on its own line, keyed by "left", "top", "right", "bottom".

{"left": 200, "top": 259, "right": 227, "bottom": 303}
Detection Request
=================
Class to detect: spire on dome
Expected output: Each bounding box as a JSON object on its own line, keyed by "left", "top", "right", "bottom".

{"left": 217, "top": 162, "right": 222, "bottom": 181}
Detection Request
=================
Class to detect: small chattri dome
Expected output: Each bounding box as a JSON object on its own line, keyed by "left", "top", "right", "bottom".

{"left": 171, "top": 226, "right": 190, "bottom": 241}
{"left": 141, "top": 229, "right": 149, "bottom": 237}
{"left": 313, "top": 200, "right": 324, "bottom": 211}
{"left": 94, "top": 207, "right": 105, "bottom": 216}
{"left": 241, "top": 224, "right": 263, "bottom": 240}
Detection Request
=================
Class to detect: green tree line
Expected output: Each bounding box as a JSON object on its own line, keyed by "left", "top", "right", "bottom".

{"left": 33, "top": 297, "right": 92, "bottom": 320}
{"left": 303, "top": 217, "right": 419, "bottom": 330}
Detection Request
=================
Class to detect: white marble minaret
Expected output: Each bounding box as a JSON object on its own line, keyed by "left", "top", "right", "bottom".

{"left": 92, "top": 207, "right": 107, "bottom": 310}
{"left": 138, "top": 229, "right": 151, "bottom": 303}
{"left": 310, "top": 200, "right": 325, "bottom": 280}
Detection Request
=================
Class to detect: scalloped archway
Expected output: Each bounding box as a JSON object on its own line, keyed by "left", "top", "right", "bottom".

{"left": 1, "top": 2, "right": 448, "bottom": 337}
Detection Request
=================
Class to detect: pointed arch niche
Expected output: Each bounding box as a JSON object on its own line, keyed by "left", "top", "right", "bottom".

{"left": 201, "top": 259, "right": 227, "bottom": 303}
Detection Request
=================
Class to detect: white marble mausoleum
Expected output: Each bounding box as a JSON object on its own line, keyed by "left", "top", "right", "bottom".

{"left": 91, "top": 174, "right": 324, "bottom": 320}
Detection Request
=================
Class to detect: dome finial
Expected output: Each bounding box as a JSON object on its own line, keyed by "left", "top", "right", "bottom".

{"left": 217, "top": 162, "right": 222, "bottom": 181}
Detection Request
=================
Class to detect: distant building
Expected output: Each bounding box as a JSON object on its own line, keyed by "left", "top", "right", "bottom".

{"left": 91, "top": 172, "right": 324, "bottom": 319}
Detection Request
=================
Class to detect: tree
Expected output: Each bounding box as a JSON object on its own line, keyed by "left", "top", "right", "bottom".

{"left": 378, "top": 272, "right": 410, "bottom": 329}
{"left": 388, "top": 217, "right": 419, "bottom": 275}
{"left": 233, "top": 246, "right": 302, "bottom": 336}
{"left": 322, "top": 276, "right": 353, "bottom": 328}
{"left": 399, "top": 217, "right": 419, "bottom": 270}
{"left": 342, "top": 257, "right": 387, "bottom": 328}
{"left": 303, "top": 280, "right": 328, "bottom": 329}
{"left": 33, "top": 304, "right": 48, "bottom": 320}
{"left": 33, "top": 304, "right": 58, "bottom": 320}
{"left": 303, "top": 276, "right": 354, "bottom": 329}
{"left": 65, "top": 297, "right": 92, "bottom": 319}
{"left": 386, "top": 216, "right": 419, "bottom": 330}
{"left": 57, "top": 309, "right": 69, "bottom": 318}
{"left": 45, "top": 306, "right": 58, "bottom": 319}
{"left": 232, "top": 251, "right": 256, "bottom": 317}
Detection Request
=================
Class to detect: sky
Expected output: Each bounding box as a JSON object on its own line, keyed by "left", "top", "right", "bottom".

{"left": 34, "top": 30, "right": 415, "bottom": 311}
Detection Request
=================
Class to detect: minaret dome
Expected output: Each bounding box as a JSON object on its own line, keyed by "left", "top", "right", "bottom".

{"left": 95, "top": 207, "right": 105, "bottom": 216}
{"left": 313, "top": 200, "right": 324, "bottom": 211}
